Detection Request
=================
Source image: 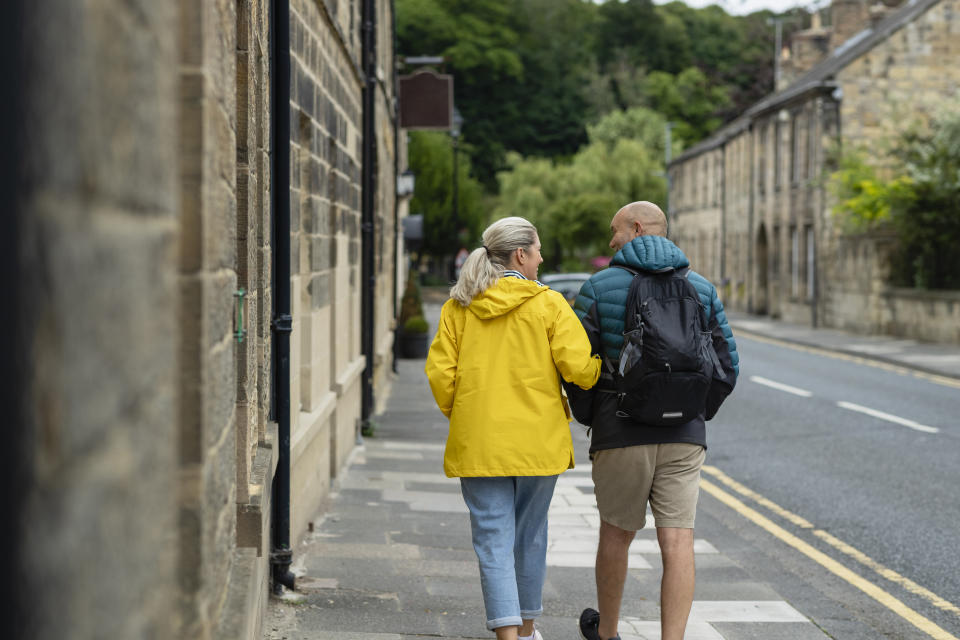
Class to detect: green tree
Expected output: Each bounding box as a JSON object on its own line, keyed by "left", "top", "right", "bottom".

{"left": 586, "top": 106, "right": 678, "bottom": 161}
{"left": 494, "top": 108, "right": 667, "bottom": 270}
{"left": 641, "top": 67, "right": 730, "bottom": 146}
{"left": 408, "top": 131, "right": 485, "bottom": 258}
{"left": 397, "top": 0, "right": 596, "bottom": 188}
{"left": 828, "top": 107, "right": 960, "bottom": 290}
{"left": 889, "top": 108, "right": 960, "bottom": 289}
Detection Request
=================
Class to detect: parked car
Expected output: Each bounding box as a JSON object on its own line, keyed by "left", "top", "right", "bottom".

{"left": 540, "top": 272, "right": 591, "bottom": 306}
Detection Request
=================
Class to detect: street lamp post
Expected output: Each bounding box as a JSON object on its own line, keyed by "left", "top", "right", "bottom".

{"left": 451, "top": 107, "right": 463, "bottom": 247}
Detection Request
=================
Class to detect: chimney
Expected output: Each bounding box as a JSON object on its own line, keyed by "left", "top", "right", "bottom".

{"left": 779, "top": 11, "right": 831, "bottom": 88}
{"left": 831, "top": 0, "right": 871, "bottom": 50}
{"left": 869, "top": 2, "right": 895, "bottom": 26}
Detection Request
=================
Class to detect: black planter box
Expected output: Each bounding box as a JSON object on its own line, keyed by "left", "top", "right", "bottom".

{"left": 398, "top": 331, "right": 429, "bottom": 359}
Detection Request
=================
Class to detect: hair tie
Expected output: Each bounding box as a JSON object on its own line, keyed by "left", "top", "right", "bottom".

{"left": 483, "top": 245, "right": 490, "bottom": 255}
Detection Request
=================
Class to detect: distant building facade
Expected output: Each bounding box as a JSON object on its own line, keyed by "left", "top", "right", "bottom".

{"left": 9, "top": 2, "right": 408, "bottom": 639}
{"left": 668, "top": 0, "right": 960, "bottom": 341}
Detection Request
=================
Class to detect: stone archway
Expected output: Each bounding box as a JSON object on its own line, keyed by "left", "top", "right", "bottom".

{"left": 755, "top": 224, "right": 769, "bottom": 315}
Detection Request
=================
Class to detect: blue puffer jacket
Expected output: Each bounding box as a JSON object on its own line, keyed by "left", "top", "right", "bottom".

{"left": 566, "top": 235, "right": 739, "bottom": 452}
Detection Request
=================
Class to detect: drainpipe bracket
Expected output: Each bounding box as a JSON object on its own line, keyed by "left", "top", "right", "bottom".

{"left": 272, "top": 313, "right": 293, "bottom": 334}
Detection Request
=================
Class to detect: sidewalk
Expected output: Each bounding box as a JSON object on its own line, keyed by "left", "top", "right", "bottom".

{"left": 725, "top": 310, "right": 960, "bottom": 382}
{"left": 263, "top": 303, "right": 834, "bottom": 640}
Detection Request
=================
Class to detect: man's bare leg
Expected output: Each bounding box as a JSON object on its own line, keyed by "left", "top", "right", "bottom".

{"left": 596, "top": 520, "right": 636, "bottom": 640}
{"left": 657, "top": 527, "right": 695, "bottom": 640}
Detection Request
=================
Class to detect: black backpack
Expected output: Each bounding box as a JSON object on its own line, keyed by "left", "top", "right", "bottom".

{"left": 607, "top": 266, "right": 726, "bottom": 426}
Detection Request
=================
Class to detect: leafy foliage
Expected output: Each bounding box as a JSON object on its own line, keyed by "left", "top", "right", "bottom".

{"left": 494, "top": 108, "right": 668, "bottom": 270}
{"left": 397, "top": 0, "right": 594, "bottom": 188}
{"left": 827, "top": 149, "right": 912, "bottom": 231}
{"left": 408, "top": 131, "right": 485, "bottom": 256}
{"left": 888, "top": 109, "right": 960, "bottom": 289}
{"left": 396, "top": 0, "right": 808, "bottom": 263}
{"left": 399, "top": 276, "right": 425, "bottom": 329}
{"left": 829, "top": 108, "right": 960, "bottom": 290}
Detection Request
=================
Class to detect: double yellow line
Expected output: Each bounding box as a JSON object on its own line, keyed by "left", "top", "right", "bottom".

{"left": 701, "top": 465, "right": 960, "bottom": 640}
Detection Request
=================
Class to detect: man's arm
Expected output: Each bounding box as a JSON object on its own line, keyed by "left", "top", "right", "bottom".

{"left": 562, "top": 280, "right": 602, "bottom": 425}
{"left": 704, "top": 287, "right": 738, "bottom": 420}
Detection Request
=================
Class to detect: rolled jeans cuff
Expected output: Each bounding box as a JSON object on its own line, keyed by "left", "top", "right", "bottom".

{"left": 487, "top": 615, "right": 523, "bottom": 631}
{"left": 520, "top": 607, "right": 543, "bottom": 619}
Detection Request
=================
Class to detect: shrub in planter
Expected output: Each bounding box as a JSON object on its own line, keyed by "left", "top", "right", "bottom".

{"left": 399, "top": 277, "right": 424, "bottom": 327}
{"left": 399, "top": 314, "right": 430, "bottom": 359}
{"left": 403, "top": 315, "right": 429, "bottom": 334}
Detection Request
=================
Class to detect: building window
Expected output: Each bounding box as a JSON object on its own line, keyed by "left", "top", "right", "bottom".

{"left": 807, "top": 110, "right": 817, "bottom": 180}
{"left": 714, "top": 155, "right": 722, "bottom": 206}
{"left": 772, "top": 225, "right": 780, "bottom": 280}
{"left": 758, "top": 125, "right": 767, "bottom": 197}
{"left": 806, "top": 225, "right": 815, "bottom": 301}
{"left": 790, "top": 113, "right": 800, "bottom": 185}
{"left": 791, "top": 226, "right": 799, "bottom": 297}
{"left": 774, "top": 121, "right": 782, "bottom": 191}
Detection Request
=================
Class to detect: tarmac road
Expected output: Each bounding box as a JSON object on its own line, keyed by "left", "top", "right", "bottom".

{"left": 700, "top": 331, "right": 960, "bottom": 639}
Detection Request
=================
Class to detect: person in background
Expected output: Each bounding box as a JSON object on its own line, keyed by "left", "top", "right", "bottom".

{"left": 425, "top": 216, "right": 601, "bottom": 640}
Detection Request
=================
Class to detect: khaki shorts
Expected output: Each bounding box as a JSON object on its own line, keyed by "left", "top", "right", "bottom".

{"left": 592, "top": 443, "right": 706, "bottom": 531}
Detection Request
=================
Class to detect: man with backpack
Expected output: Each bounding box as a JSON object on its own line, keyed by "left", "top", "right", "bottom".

{"left": 564, "top": 201, "right": 739, "bottom": 640}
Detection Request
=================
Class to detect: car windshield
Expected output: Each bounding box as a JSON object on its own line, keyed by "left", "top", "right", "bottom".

{"left": 540, "top": 273, "right": 590, "bottom": 304}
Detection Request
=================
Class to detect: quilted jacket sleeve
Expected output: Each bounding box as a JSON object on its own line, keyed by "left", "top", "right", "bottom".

{"left": 709, "top": 288, "right": 739, "bottom": 379}
{"left": 563, "top": 279, "right": 603, "bottom": 425}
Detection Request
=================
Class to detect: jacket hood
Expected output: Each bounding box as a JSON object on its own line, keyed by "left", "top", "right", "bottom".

{"left": 611, "top": 235, "right": 689, "bottom": 272}
{"left": 468, "top": 276, "right": 548, "bottom": 319}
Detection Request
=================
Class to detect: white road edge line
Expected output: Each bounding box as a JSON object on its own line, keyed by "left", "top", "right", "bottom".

{"left": 749, "top": 375, "right": 813, "bottom": 397}
{"left": 837, "top": 401, "right": 940, "bottom": 434}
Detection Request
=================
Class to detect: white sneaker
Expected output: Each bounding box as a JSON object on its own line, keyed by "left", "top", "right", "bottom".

{"left": 519, "top": 630, "right": 543, "bottom": 640}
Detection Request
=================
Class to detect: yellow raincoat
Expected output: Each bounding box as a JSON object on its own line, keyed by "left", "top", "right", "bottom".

{"left": 425, "top": 277, "right": 601, "bottom": 477}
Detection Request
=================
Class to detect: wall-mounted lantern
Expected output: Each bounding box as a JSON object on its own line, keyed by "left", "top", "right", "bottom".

{"left": 397, "top": 169, "right": 416, "bottom": 198}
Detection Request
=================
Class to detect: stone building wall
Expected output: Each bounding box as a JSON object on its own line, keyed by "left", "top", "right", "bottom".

{"left": 837, "top": 0, "right": 960, "bottom": 146}
{"left": 670, "top": 147, "right": 724, "bottom": 287}
{"left": 287, "top": 0, "right": 363, "bottom": 540}
{"left": 12, "top": 1, "right": 403, "bottom": 639}
{"left": 15, "top": 3, "right": 180, "bottom": 638}
{"left": 176, "top": 1, "right": 279, "bottom": 638}
{"left": 669, "top": 0, "right": 960, "bottom": 341}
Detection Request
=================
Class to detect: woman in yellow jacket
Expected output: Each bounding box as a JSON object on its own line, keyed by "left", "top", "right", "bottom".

{"left": 425, "top": 217, "right": 601, "bottom": 640}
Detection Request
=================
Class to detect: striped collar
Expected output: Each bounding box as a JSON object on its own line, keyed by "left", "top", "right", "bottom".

{"left": 502, "top": 269, "right": 543, "bottom": 286}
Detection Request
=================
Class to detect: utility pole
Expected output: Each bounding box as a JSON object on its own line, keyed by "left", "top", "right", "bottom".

{"left": 766, "top": 16, "right": 797, "bottom": 91}
{"left": 664, "top": 121, "right": 674, "bottom": 217}
{"left": 451, "top": 107, "right": 463, "bottom": 247}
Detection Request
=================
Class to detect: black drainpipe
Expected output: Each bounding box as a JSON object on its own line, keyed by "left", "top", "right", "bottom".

{"left": 747, "top": 124, "right": 755, "bottom": 314}
{"left": 4, "top": 2, "right": 26, "bottom": 633}
{"left": 391, "top": 2, "right": 400, "bottom": 375}
{"left": 270, "top": 0, "right": 296, "bottom": 594}
{"left": 360, "top": 0, "right": 377, "bottom": 428}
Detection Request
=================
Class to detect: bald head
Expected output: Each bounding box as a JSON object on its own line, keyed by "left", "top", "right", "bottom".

{"left": 609, "top": 201, "right": 667, "bottom": 252}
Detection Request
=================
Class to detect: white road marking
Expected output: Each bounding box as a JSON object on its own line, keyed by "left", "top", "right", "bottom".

{"left": 837, "top": 401, "right": 939, "bottom": 434}
{"left": 749, "top": 375, "right": 813, "bottom": 397}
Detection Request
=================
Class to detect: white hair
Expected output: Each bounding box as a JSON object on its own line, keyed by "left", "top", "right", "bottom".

{"left": 449, "top": 216, "right": 538, "bottom": 306}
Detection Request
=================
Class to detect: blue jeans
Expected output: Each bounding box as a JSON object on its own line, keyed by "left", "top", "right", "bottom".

{"left": 460, "top": 475, "right": 558, "bottom": 630}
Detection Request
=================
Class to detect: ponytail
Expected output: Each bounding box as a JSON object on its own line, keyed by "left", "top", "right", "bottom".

{"left": 448, "top": 216, "right": 538, "bottom": 306}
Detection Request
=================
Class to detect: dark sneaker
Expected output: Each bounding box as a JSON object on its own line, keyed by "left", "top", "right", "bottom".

{"left": 578, "top": 608, "right": 600, "bottom": 640}
{"left": 578, "top": 607, "right": 620, "bottom": 640}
